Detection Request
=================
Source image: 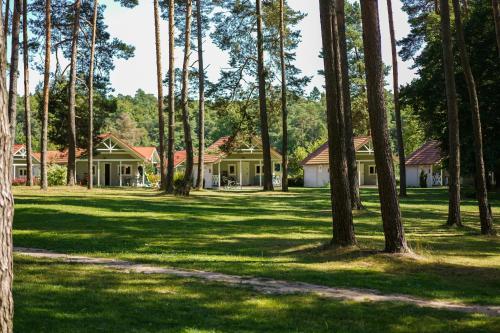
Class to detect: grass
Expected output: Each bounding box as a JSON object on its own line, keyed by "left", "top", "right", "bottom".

{"left": 12, "top": 187, "right": 500, "bottom": 310}
{"left": 14, "top": 255, "right": 500, "bottom": 333}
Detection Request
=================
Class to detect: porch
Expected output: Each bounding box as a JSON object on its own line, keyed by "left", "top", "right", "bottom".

{"left": 76, "top": 160, "right": 149, "bottom": 187}
{"left": 204, "top": 159, "right": 282, "bottom": 190}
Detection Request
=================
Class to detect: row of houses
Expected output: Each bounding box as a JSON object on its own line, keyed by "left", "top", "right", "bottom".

{"left": 11, "top": 133, "right": 446, "bottom": 189}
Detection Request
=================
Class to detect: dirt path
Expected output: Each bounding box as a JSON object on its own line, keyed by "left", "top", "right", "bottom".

{"left": 14, "top": 247, "right": 500, "bottom": 317}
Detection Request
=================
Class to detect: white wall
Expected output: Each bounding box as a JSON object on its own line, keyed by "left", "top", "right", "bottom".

{"left": 192, "top": 164, "right": 213, "bottom": 188}
{"left": 406, "top": 165, "right": 433, "bottom": 187}
{"left": 304, "top": 164, "right": 330, "bottom": 188}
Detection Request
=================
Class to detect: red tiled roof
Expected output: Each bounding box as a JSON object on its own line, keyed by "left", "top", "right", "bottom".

{"left": 406, "top": 140, "right": 442, "bottom": 166}
{"left": 32, "top": 148, "right": 85, "bottom": 164}
{"left": 13, "top": 144, "right": 24, "bottom": 154}
{"left": 133, "top": 146, "right": 156, "bottom": 160}
{"left": 301, "top": 136, "right": 372, "bottom": 165}
{"left": 173, "top": 150, "right": 187, "bottom": 167}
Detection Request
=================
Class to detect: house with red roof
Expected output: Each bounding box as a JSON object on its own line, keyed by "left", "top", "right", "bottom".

{"left": 174, "top": 135, "right": 283, "bottom": 189}
{"left": 405, "top": 140, "right": 445, "bottom": 187}
{"left": 301, "top": 136, "right": 376, "bottom": 188}
{"left": 72, "top": 133, "right": 160, "bottom": 187}
{"left": 12, "top": 144, "right": 40, "bottom": 180}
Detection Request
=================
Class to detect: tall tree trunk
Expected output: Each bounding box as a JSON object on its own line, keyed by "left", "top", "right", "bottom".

{"left": 256, "top": 0, "right": 273, "bottom": 191}
{"left": 3, "top": 0, "right": 9, "bottom": 53}
{"left": 22, "top": 0, "right": 31, "bottom": 186}
{"left": 386, "top": 0, "right": 407, "bottom": 197}
{"left": 180, "top": 0, "right": 194, "bottom": 196}
{"left": 279, "top": 0, "right": 288, "bottom": 192}
{"left": 440, "top": 0, "right": 462, "bottom": 227}
{"left": 67, "top": 0, "right": 81, "bottom": 186}
{"left": 452, "top": 0, "right": 494, "bottom": 234}
{"left": 0, "top": 6, "right": 13, "bottom": 331}
{"left": 87, "top": 0, "right": 98, "bottom": 190}
{"left": 493, "top": 0, "right": 500, "bottom": 57}
{"left": 166, "top": 0, "right": 175, "bottom": 194}
{"left": 319, "top": 0, "right": 356, "bottom": 247}
{"left": 153, "top": 0, "right": 166, "bottom": 191}
{"left": 40, "top": 0, "right": 50, "bottom": 191}
{"left": 7, "top": 0, "right": 20, "bottom": 143}
{"left": 360, "top": 0, "right": 408, "bottom": 253}
{"left": 336, "top": 0, "right": 362, "bottom": 209}
{"left": 195, "top": 0, "right": 205, "bottom": 190}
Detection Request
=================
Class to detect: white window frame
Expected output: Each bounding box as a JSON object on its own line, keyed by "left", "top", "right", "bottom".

{"left": 255, "top": 164, "right": 262, "bottom": 175}
{"left": 369, "top": 165, "right": 377, "bottom": 175}
{"left": 228, "top": 164, "right": 236, "bottom": 176}
{"left": 19, "top": 168, "right": 27, "bottom": 176}
{"left": 121, "top": 164, "right": 132, "bottom": 176}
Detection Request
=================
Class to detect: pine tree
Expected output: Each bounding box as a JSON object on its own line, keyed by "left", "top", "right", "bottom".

{"left": 40, "top": 0, "right": 51, "bottom": 191}
{"left": 87, "top": 0, "right": 98, "bottom": 190}
{"left": 360, "top": 0, "right": 408, "bottom": 253}
{"left": 22, "top": 0, "right": 32, "bottom": 186}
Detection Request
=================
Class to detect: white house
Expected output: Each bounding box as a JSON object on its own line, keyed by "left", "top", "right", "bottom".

{"left": 12, "top": 144, "right": 40, "bottom": 180}
{"left": 301, "top": 136, "right": 377, "bottom": 188}
{"left": 176, "top": 136, "right": 283, "bottom": 189}
{"left": 405, "top": 140, "right": 444, "bottom": 187}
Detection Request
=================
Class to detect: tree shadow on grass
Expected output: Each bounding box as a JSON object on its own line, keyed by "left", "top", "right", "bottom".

{"left": 14, "top": 256, "right": 500, "bottom": 333}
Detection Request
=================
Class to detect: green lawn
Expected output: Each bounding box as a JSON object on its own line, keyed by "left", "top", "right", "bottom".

{"left": 14, "top": 255, "right": 500, "bottom": 333}
{"left": 12, "top": 186, "right": 500, "bottom": 330}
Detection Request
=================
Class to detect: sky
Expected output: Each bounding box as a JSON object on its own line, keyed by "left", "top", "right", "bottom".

{"left": 27, "top": 0, "right": 416, "bottom": 96}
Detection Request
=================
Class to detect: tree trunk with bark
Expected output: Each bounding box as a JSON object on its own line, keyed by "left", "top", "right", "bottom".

{"left": 256, "top": 0, "right": 273, "bottom": 191}
{"left": 67, "top": 0, "right": 81, "bottom": 186}
{"left": 3, "top": 0, "right": 9, "bottom": 52}
{"left": 336, "top": 0, "right": 362, "bottom": 209}
{"left": 180, "top": 0, "right": 194, "bottom": 196}
{"left": 452, "top": 0, "right": 494, "bottom": 234}
{"left": 153, "top": 0, "right": 166, "bottom": 191}
{"left": 360, "top": 0, "right": 408, "bottom": 253}
{"left": 40, "top": 0, "right": 51, "bottom": 190}
{"left": 195, "top": 0, "right": 205, "bottom": 190}
{"left": 7, "top": 0, "right": 20, "bottom": 143}
{"left": 386, "top": 0, "right": 407, "bottom": 197}
{"left": 493, "top": 0, "right": 500, "bottom": 57}
{"left": 440, "top": 0, "right": 462, "bottom": 227}
{"left": 87, "top": 0, "right": 98, "bottom": 190}
{"left": 0, "top": 7, "right": 14, "bottom": 331}
{"left": 166, "top": 0, "right": 175, "bottom": 194}
{"left": 279, "top": 0, "right": 288, "bottom": 192}
{"left": 319, "top": 0, "right": 356, "bottom": 247}
{"left": 22, "top": 0, "right": 31, "bottom": 186}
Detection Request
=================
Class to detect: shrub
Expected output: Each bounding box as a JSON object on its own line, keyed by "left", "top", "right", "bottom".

{"left": 288, "top": 176, "right": 304, "bottom": 187}
{"left": 146, "top": 173, "right": 161, "bottom": 189}
{"left": 47, "top": 164, "right": 67, "bottom": 186}
{"left": 12, "top": 178, "right": 27, "bottom": 186}
{"left": 419, "top": 170, "right": 428, "bottom": 188}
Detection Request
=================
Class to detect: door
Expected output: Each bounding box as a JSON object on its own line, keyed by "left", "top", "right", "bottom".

{"left": 242, "top": 162, "right": 250, "bottom": 185}
{"left": 105, "top": 163, "right": 111, "bottom": 186}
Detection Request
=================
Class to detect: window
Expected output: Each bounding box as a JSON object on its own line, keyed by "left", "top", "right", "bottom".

{"left": 121, "top": 165, "right": 132, "bottom": 176}
{"left": 255, "top": 165, "right": 261, "bottom": 175}
{"left": 274, "top": 163, "right": 281, "bottom": 172}
{"left": 369, "top": 165, "right": 377, "bottom": 175}
{"left": 19, "top": 168, "right": 27, "bottom": 176}
{"left": 228, "top": 164, "right": 236, "bottom": 175}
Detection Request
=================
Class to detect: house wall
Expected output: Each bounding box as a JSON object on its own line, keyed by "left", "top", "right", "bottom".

{"left": 406, "top": 164, "right": 435, "bottom": 187}
{"left": 202, "top": 156, "right": 282, "bottom": 188}
{"left": 76, "top": 160, "right": 144, "bottom": 187}
{"left": 192, "top": 164, "right": 213, "bottom": 188}
{"left": 12, "top": 157, "right": 40, "bottom": 179}
{"left": 362, "top": 163, "right": 377, "bottom": 185}
{"left": 303, "top": 165, "right": 330, "bottom": 188}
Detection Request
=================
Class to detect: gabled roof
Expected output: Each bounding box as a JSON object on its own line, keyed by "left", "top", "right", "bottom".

{"left": 406, "top": 140, "right": 442, "bottom": 166}
{"left": 13, "top": 144, "right": 25, "bottom": 155}
{"left": 32, "top": 148, "right": 86, "bottom": 164}
{"left": 95, "top": 133, "right": 158, "bottom": 162}
{"left": 193, "top": 135, "right": 282, "bottom": 165}
{"left": 301, "top": 136, "right": 372, "bottom": 166}
{"left": 133, "top": 146, "right": 157, "bottom": 160}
